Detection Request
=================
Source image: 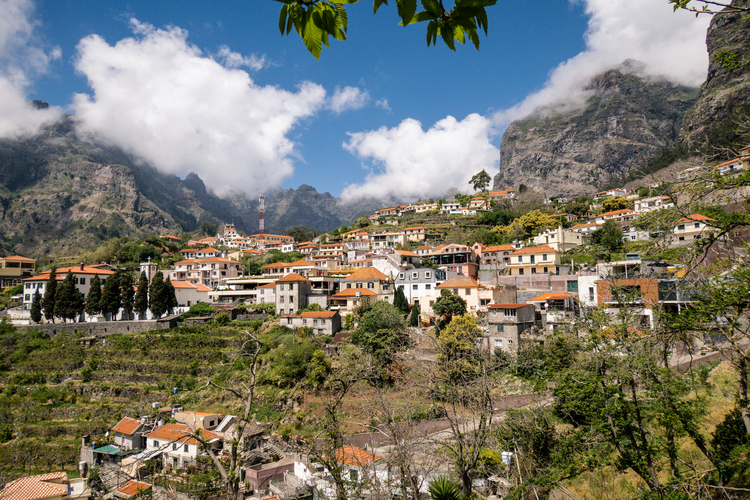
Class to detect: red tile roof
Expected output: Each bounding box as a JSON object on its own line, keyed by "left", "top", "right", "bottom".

{"left": 601, "top": 209, "right": 634, "bottom": 217}
{"left": 395, "top": 250, "right": 419, "bottom": 257}
{"left": 276, "top": 273, "right": 311, "bottom": 282}
{"left": 1, "top": 255, "right": 36, "bottom": 262}
{"left": 114, "top": 480, "right": 152, "bottom": 498}
{"left": 145, "top": 423, "right": 220, "bottom": 445}
{"left": 436, "top": 277, "right": 481, "bottom": 289}
{"left": 345, "top": 268, "right": 389, "bottom": 281}
{"left": 332, "top": 288, "right": 378, "bottom": 298}
{"left": 483, "top": 245, "right": 516, "bottom": 252}
{"left": 2, "top": 472, "right": 68, "bottom": 500}
{"left": 171, "top": 281, "right": 211, "bottom": 291}
{"left": 678, "top": 214, "right": 715, "bottom": 223}
{"left": 527, "top": 292, "right": 577, "bottom": 302}
{"left": 510, "top": 245, "right": 557, "bottom": 255}
{"left": 300, "top": 311, "right": 337, "bottom": 319}
{"left": 333, "top": 445, "right": 382, "bottom": 467}
{"left": 112, "top": 416, "right": 143, "bottom": 436}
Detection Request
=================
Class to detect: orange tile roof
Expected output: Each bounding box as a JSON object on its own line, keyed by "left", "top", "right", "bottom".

{"left": 276, "top": 273, "right": 311, "bottom": 282}
{"left": 259, "top": 282, "right": 277, "bottom": 289}
{"left": 678, "top": 214, "right": 716, "bottom": 223}
{"left": 436, "top": 277, "right": 481, "bottom": 289}
{"left": 112, "top": 416, "right": 143, "bottom": 436}
{"left": 23, "top": 266, "right": 116, "bottom": 281}
{"left": 601, "top": 209, "right": 634, "bottom": 217}
{"left": 262, "top": 262, "right": 287, "bottom": 269}
{"left": 196, "top": 247, "right": 220, "bottom": 253}
{"left": 300, "top": 311, "right": 337, "bottom": 319}
{"left": 345, "top": 268, "right": 389, "bottom": 281}
{"left": 145, "top": 423, "right": 220, "bottom": 445}
{"left": 288, "top": 259, "right": 316, "bottom": 267}
{"left": 570, "top": 222, "right": 601, "bottom": 230}
{"left": 511, "top": 245, "right": 557, "bottom": 255}
{"left": 483, "top": 245, "right": 516, "bottom": 252}
{"left": 332, "top": 288, "right": 378, "bottom": 298}
{"left": 2, "top": 472, "right": 68, "bottom": 500}
{"left": 714, "top": 157, "right": 741, "bottom": 168}
{"left": 163, "top": 235, "right": 181, "bottom": 240}
{"left": 395, "top": 250, "right": 419, "bottom": 257}
{"left": 402, "top": 226, "right": 425, "bottom": 231}
{"left": 527, "top": 292, "right": 577, "bottom": 302}
{"left": 114, "top": 480, "right": 152, "bottom": 498}
{"left": 1, "top": 255, "right": 36, "bottom": 262}
{"left": 333, "top": 445, "right": 382, "bottom": 467}
{"left": 171, "top": 281, "right": 212, "bottom": 292}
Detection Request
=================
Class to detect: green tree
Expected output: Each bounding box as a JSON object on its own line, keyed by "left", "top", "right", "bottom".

{"left": 30, "top": 290, "right": 42, "bottom": 324}
{"left": 120, "top": 272, "right": 135, "bottom": 320}
{"left": 165, "top": 276, "right": 178, "bottom": 315}
{"left": 436, "top": 314, "right": 481, "bottom": 383}
{"left": 353, "top": 215, "right": 370, "bottom": 229}
{"left": 42, "top": 268, "right": 57, "bottom": 323}
{"left": 54, "top": 271, "right": 82, "bottom": 322}
{"left": 86, "top": 274, "right": 102, "bottom": 317}
{"left": 515, "top": 209, "right": 558, "bottom": 237}
{"left": 409, "top": 303, "right": 420, "bottom": 327}
{"left": 590, "top": 220, "right": 623, "bottom": 251}
{"left": 470, "top": 169, "right": 491, "bottom": 192}
{"left": 134, "top": 271, "right": 149, "bottom": 319}
{"left": 277, "top": 0, "right": 498, "bottom": 59}
{"left": 393, "top": 286, "right": 410, "bottom": 314}
{"left": 350, "top": 301, "right": 409, "bottom": 382}
{"left": 601, "top": 196, "right": 630, "bottom": 212}
{"left": 99, "top": 271, "right": 122, "bottom": 320}
{"left": 432, "top": 289, "right": 467, "bottom": 330}
{"left": 148, "top": 271, "right": 168, "bottom": 319}
{"left": 284, "top": 226, "right": 320, "bottom": 242}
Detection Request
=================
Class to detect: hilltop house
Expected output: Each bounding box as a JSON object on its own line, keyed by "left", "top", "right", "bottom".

{"left": 505, "top": 245, "right": 565, "bottom": 276}
{"left": 144, "top": 423, "right": 222, "bottom": 470}
{"left": 279, "top": 310, "right": 342, "bottom": 336}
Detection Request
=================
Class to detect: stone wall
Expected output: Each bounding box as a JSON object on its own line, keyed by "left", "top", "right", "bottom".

{"left": 16, "top": 320, "right": 170, "bottom": 337}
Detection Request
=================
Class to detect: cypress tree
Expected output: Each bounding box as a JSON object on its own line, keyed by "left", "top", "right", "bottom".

{"left": 409, "top": 303, "right": 420, "bottom": 327}
{"left": 134, "top": 271, "right": 149, "bottom": 319}
{"left": 30, "top": 290, "right": 42, "bottom": 323}
{"left": 86, "top": 274, "right": 102, "bottom": 317}
{"left": 54, "top": 271, "right": 78, "bottom": 322}
{"left": 121, "top": 272, "right": 135, "bottom": 321}
{"left": 394, "top": 286, "right": 410, "bottom": 314}
{"left": 165, "top": 276, "right": 178, "bottom": 315}
{"left": 99, "top": 270, "right": 122, "bottom": 320}
{"left": 149, "top": 271, "right": 167, "bottom": 319}
{"left": 42, "top": 268, "right": 58, "bottom": 323}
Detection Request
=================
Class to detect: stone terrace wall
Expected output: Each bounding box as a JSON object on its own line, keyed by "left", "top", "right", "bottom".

{"left": 16, "top": 320, "right": 169, "bottom": 337}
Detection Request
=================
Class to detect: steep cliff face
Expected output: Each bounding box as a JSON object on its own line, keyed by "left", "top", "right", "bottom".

{"left": 681, "top": 0, "right": 750, "bottom": 153}
{"left": 0, "top": 118, "right": 386, "bottom": 258}
{"left": 494, "top": 67, "right": 699, "bottom": 197}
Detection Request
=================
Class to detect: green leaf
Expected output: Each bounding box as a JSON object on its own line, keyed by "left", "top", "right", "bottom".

{"left": 304, "top": 10, "right": 324, "bottom": 59}
{"left": 401, "top": 10, "right": 435, "bottom": 25}
{"left": 278, "top": 5, "right": 288, "bottom": 35}
{"left": 440, "top": 21, "right": 455, "bottom": 50}
{"left": 396, "top": 0, "right": 418, "bottom": 26}
{"left": 453, "top": 24, "right": 466, "bottom": 45}
{"left": 373, "top": 0, "right": 388, "bottom": 13}
{"left": 467, "top": 28, "right": 480, "bottom": 49}
{"left": 421, "top": 0, "right": 441, "bottom": 17}
{"left": 333, "top": 2, "right": 349, "bottom": 31}
{"left": 426, "top": 19, "right": 437, "bottom": 46}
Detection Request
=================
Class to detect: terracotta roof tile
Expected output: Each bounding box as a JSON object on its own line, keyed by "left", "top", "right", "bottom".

{"left": 510, "top": 245, "right": 557, "bottom": 255}
{"left": 1, "top": 255, "right": 36, "bottom": 262}
{"left": 436, "top": 277, "right": 480, "bottom": 289}
{"left": 527, "top": 292, "right": 577, "bottom": 302}
{"left": 112, "top": 416, "right": 143, "bottom": 436}
{"left": 332, "top": 445, "right": 382, "bottom": 467}
{"left": 678, "top": 214, "right": 715, "bottom": 223}
{"left": 2, "top": 472, "right": 68, "bottom": 500}
{"left": 114, "top": 480, "right": 152, "bottom": 498}
{"left": 276, "top": 273, "right": 311, "bottom": 283}
{"left": 145, "top": 423, "right": 220, "bottom": 445}
{"left": 332, "top": 288, "right": 378, "bottom": 298}
{"left": 300, "top": 311, "right": 337, "bottom": 319}
{"left": 344, "top": 268, "right": 389, "bottom": 281}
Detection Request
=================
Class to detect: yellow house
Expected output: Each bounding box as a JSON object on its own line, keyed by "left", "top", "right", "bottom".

{"left": 505, "top": 245, "right": 563, "bottom": 275}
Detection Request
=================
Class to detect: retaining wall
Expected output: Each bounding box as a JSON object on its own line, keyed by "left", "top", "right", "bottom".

{"left": 16, "top": 320, "right": 170, "bottom": 337}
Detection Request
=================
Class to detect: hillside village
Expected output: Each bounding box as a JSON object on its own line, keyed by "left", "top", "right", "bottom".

{"left": 0, "top": 144, "right": 749, "bottom": 500}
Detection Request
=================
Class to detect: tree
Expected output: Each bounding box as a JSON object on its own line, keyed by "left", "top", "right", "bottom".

{"left": 353, "top": 215, "right": 370, "bottom": 229}
{"left": 590, "top": 220, "right": 623, "bottom": 251}
{"left": 120, "top": 272, "right": 135, "bottom": 320}
{"left": 55, "top": 271, "right": 82, "bottom": 322}
{"left": 515, "top": 209, "right": 558, "bottom": 237}
{"left": 165, "top": 276, "right": 178, "bottom": 315}
{"left": 30, "top": 290, "right": 42, "bottom": 324}
{"left": 432, "top": 289, "right": 467, "bottom": 330}
{"left": 99, "top": 271, "right": 122, "bottom": 320}
{"left": 350, "top": 301, "right": 409, "bottom": 382}
{"left": 393, "top": 286, "right": 410, "bottom": 314}
{"left": 435, "top": 314, "right": 481, "bottom": 383}
{"left": 148, "top": 271, "right": 168, "bottom": 319}
{"left": 199, "top": 220, "right": 218, "bottom": 237}
{"left": 134, "top": 271, "right": 149, "bottom": 319}
{"left": 276, "top": 0, "right": 498, "bottom": 59}
{"left": 409, "top": 302, "right": 420, "bottom": 326}
{"left": 470, "top": 169, "right": 491, "bottom": 192}
{"left": 284, "top": 225, "right": 320, "bottom": 242}
{"left": 86, "top": 274, "right": 102, "bottom": 317}
{"left": 601, "top": 196, "right": 630, "bottom": 212}
{"left": 42, "top": 268, "right": 57, "bottom": 323}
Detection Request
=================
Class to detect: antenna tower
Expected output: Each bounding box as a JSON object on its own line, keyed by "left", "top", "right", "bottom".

{"left": 258, "top": 194, "right": 265, "bottom": 237}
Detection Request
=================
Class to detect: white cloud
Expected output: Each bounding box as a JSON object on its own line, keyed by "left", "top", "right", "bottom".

{"left": 340, "top": 114, "right": 499, "bottom": 202}
{"left": 328, "top": 86, "right": 370, "bottom": 114}
{"left": 216, "top": 45, "right": 267, "bottom": 70}
{"left": 375, "top": 98, "right": 391, "bottom": 112}
{"left": 0, "top": 0, "right": 62, "bottom": 138}
{"left": 493, "top": 0, "right": 711, "bottom": 125}
{"left": 72, "top": 19, "right": 327, "bottom": 197}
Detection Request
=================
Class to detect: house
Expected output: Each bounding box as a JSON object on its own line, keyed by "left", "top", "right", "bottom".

{"left": 370, "top": 231, "right": 406, "bottom": 249}
{"left": 171, "top": 281, "right": 211, "bottom": 307}
{"left": 112, "top": 416, "right": 146, "bottom": 450}
{"left": 21, "top": 265, "right": 116, "bottom": 311}
{"left": 328, "top": 288, "right": 378, "bottom": 312}
{"left": 671, "top": 214, "right": 717, "bottom": 246}
{"left": 144, "top": 423, "right": 222, "bottom": 470}
{"left": 549, "top": 213, "right": 579, "bottom": 222}
{"left": 340, "top": 267, "right": 393, "bottom": 302}
{"left": 395, "top": 267, "right": 447, "bottom": 305}
{"left": 595, "top": 209, "right": 636, "bottom": 224}
{"left": 279, "top": 310, "right": 342, "bottom": 336}
{"left": 469, "top": 197, "right": 490, "bottom": 210}
{"left": 262, "top": 259, "right": 320, "bottom": 278}
{"left": 489, "top": 190, "right": 515, "bottom": 201}
{"left": 634, "top": 196, "right": 674, "bottom": 213}
{"left": 423, "top": 244, "right": 479, "bottom": 278}
{"left": 505, "top": 245, "right": 564, "bottom": 276}
{"left": 526, "top": 292, "right": 579, "bottom": 333}
{"left": 174, "top": 411, "right": 221, "bottom": 430}
{"left": 441, "top": 201, "right": 461, "bottom": 212}
{"left": 714, "top": 157, "right": 746, "bottom": 177}
{"left": 569, "top": 222, "right": 603, "bottom": 234}
{"left": 0, "top": 255, "right": 37, "bottom": 288}
{"left": 275, "top": 273, "right": 312, "bottom": 316}
{"left": 484, "top": 303, "right": 537, "bottom": 353}
{"left": 113, "top": 481, "right": 152, "bottom": 499}
{"left": 168, "top": 257, "right": 243, "bottom": 288}
{"left": 402, "top": 226, "right": 427, "bottom": 242}
{"left": 1, "top": 472, "right": 88, "bottom": 500}
{"left": 195, "top": 247, "right": 222, "bottom": 259}
{"left": 478, "top": 245, "right": 516, "bottom": 266}
{"left": 411, "top": 202, "right": 439, "bottom": 213}
{"left": 532, "top": 226, "right": 585, "bottom": 252}
{"left": 292, "top": 446, "right": 383, "bottom": 500}
{"left": 419, "top": 277, "right": 494, "bottom": 320}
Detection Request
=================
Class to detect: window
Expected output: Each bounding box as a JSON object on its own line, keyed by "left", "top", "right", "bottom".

{"left": 589, "top": 287, "right": 595, "bottom": 302}
{"left": 429, "top": 301, "right": 434, "bottom": 307}
{"left": 24, "top": 294, "right": 30, "bottom": 301}
{"left": 425, "top": 284, "right": 431, "bottom": 290}
{"left": 173, "top": 443, "right": 178, "bottom": 450}
{"left": 531, "top": 268, "right": 536, "bottom": 274}
{"left": 279, "top": 296, "right": 284, "bottom": 303}
{"left": 313, "top": 319, "right": 318, "bottom": 325}
{"left": 465, "top": 288, "right": 471, "bottom": 295}
{"left": 25, "top": 283, "right": 30, "bottom": 289}
{"left": 367, "top": 282, "right": 374, "bottom": 289}
{"left": 289, "top": 283, "right": 294, "bottom": 290}
{"left": 542, "top": 254, "right": 548, "bottom": 261}
{"left": 453, "top": 289, "right": 459, "bottom": 295}
{"left": 694, "top": 223, "right": 700, "bottom": 228}
{"left": 289, "top": 296, "right": 294, "bottom": 303}
{"left": 679, "top": 236, "right": 685, "bottom": 241}
{"left": 153, "top": 440, "right": 159, "bottom": 447}
{"left": 508, "top": 339, "right": 513, "bottom": 344}
{"left": 184, "top": 444, "right": 189, "bottom": 452}
{"left": 543, "top": 267, "right": 548, "bottom": 273}
{"left": 678, "top": 224, "right": 685, "bottom": 230}
{"left": 412, "top": 272, "right": 418, "bottom": 279}
{"left": 347, "top": 283, "right": 352, "bottom": 288}
{"left": 74, "top": 277, "right": 79, "bottom": 284}
{"left": 279, "top": 284, "right": 284, "bottom": 291}
{"left": 425, "top": 271, "right": 431, "bottom": 278}
{"left": 398, "top": 273, "right": 404, "bottom": 279}
{"left": 494, "top": 339, "right": 503, "bottom": 347}
{"left": 518, "top": 269, "right": 524, "bottom": 275}
{"left": 356, "top": 283, "right": 363, "bottom": 289}
{"left": 530, "top": 255, "right": 535, "bottom": 264}
{"left": 518, "top": 256, "right": 523, "bottom": 263}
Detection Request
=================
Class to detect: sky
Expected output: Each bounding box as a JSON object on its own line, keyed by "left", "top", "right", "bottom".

{"left": 0, "top": 0, "right": 712, "bottom": 204}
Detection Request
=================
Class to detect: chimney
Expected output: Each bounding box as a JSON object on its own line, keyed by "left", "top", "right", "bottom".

{"left": 80, "top": 262, "right": 84, "bottom": 271}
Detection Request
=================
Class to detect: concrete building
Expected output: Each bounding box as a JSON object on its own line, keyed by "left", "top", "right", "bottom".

{"left": 0, "top": 255, "right": 36, "bottom": 288}
{"left": 484, "top": 303, "right": 537, "bottom": 354}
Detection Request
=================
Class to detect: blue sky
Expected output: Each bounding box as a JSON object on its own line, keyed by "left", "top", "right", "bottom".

{"left": 1, "top": 0, "right": 711, "bottom": 203}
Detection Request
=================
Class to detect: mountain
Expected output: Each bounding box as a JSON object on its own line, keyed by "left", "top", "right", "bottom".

{"left": 493, "top": 63, "right": 700, "bottom": 197}
{"left": 0, "top": 117, "right": 384, "bottom": 258}
{"left": 681, "top": 0, "right": 750, "bottom": 154}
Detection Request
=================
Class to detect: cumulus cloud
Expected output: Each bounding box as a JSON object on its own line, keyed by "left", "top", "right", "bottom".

{"left": 0, "top": 0, "right": 62, "bottom": 138}
{"left": 340, "top": 114, "right": 499, "bottom": 202}
{"left": 493, "top": 0, "right": 711, "bottom": 125}
{"left": 216, "top": 45, "right": 268, "bottom": 70}
{"left": 328, "top": 86, "right": 370, "bottom": 114}
{"left": 375, "top": 98, "right": 391, "bottom": 113}
{"left": 72, "top": 19, "right": 327, "bottom": 197}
